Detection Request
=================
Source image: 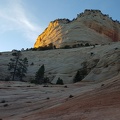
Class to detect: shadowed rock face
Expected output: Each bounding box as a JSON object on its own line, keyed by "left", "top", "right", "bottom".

{"left": 34, "top": 9, "right": 120, "bottom": 48}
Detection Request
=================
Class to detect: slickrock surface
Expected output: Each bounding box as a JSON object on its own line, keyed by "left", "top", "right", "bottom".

{"left": 0, "top": 42, "right": 120, "bottom": 83}
{"left": 0, "top": 74, "right": 120, "bottom": 120}
{"left": 34, "top": 10, "right": 120, "bottom": 48}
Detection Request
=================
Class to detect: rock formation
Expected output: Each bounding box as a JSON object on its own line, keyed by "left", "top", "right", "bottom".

{"left": 0, "top": 42, "right": 120, "bottom": 83}
{"left": 34, "top": 9, "right": 120, "bottom": 48}
{"left": 0, "top": 9, "right": 120, "bottom": 84}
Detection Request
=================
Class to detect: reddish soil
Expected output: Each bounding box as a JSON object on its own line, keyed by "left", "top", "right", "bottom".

{"left": 23, "top": 78, "right": 120, "bottom": 120}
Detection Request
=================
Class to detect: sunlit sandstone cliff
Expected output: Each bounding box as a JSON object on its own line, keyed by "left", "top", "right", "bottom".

{"left": 34, "top": 9, "right": 120, "bottom": 48}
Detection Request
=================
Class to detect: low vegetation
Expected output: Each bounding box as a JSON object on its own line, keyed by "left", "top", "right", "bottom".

{"left": 56, "top": 77, "right": 64, "bottom": 85}
{"left": 24, "top": 42, "right": 96, "bottom": 52}
{"left": 69, "top": 95, "right": 74, "bottom": 98}
{"left": 1, "top": 100, "right": 6, "bottom": 103}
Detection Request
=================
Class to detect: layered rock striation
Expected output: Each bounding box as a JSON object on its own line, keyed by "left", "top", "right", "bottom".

{"left": 34, "top": 9, "right": 120, "bottom": 48}
{"left": 0, "top": 42, "right": 120, "bottom": 83}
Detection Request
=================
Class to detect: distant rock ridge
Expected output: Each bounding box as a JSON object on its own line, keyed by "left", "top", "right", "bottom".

{"left": 34, "top": 9, "right": 120, "bottom": 48}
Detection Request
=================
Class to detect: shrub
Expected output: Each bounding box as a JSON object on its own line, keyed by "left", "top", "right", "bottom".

{"left": 101, "top": 84, "right": 104, "bottom": 87}
{"left": 3, "top": 104, "right": 8, "bottom": 107}
{"left": 69, "top": 95, "right": 74, "bottom": 98}
{"left": 4, "top": 76, "right": 10, "bottom": 81}
{"left": 43, "top": 85, "right": 49, "bottom": 87}
{"left": 115, "top": 47, "right": 118, "bottom": 50}
{"left": 31, "top": 62, "right": 34, "bottom": 65}
{"left": 90, "top": 52, "right": 94, "bottom": 56}
{"left": 64, "top": 85, "right": 68, "bottom": 88}
{"left": 72, "top": 44, "right": 77, "bottom": 48}
{"left": 80, "top": 43, "right": 84, "bottom": 47}
{"left": 43, "top": 77, "right": 49, "bottom": 83}
{"left": 32, "top": 48, "right": 37, "bottom": 51}
{"left": 85, "top": 43, "right": 90, "bottom": 47}
{"left": 63, "top": 45, "right": 71, "bottom": 49}
{"left": 46, "top": 97, "right": 50, "bottom": 100}
{"left": 1, "top": 100, "right": 6, "bottom": 103}
{"left": 30, "top": 79, "right": 36, "bottom": 83}
{"left": 56, "top": 77, "right": 64, "bottom": 85}
{"left": 30, "top": 79, "right": 39, "bottom": 84}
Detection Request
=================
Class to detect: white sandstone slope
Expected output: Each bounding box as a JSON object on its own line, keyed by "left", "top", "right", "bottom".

{"left": 0, "top": 42, "right": 120, "bottom": 83}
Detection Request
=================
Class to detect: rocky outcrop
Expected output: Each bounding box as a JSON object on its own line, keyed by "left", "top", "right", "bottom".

{"left": 34, "top": 9, "right": 120, "bottom": 48}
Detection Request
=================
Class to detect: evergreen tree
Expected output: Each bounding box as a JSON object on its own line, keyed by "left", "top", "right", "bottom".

{"left": 35, "top": 64, "right": 45, "bottom": 84}
{"left": 73, "top": 71, "right": 82, "bottom": 83}
{"left": 17, "top": 57, "right": 28, "bottom": 81}
{"left": 56, "top": 77, "right": 64, "bottom": 85}
{"left": 8, "top": 51, "right": 21, "bottom": 81}
{"left": 8, "top": 51, "right": 28, "bottom": 81}
{"left": 73, "top": 69, "right": 88, "bottom": 83}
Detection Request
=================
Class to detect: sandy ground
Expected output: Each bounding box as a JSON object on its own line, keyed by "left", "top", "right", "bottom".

{"left": 0, "top": 74, "right": 120, "bottom": 120}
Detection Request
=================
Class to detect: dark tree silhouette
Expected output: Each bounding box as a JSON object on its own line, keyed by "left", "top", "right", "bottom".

{"left": 17, "top": 57, "right": 28, "bottom": 81}
{"left": 8, "top": 51, "right": 28, "bottom": 81}
{"left": 56, "top": 77, "right": 64, "bottom": 85}
{"left": 35, "top": 64, "right": 45, "bottom": 84}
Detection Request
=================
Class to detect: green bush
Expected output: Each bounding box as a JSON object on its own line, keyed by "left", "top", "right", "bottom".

{"left": 4, "top": 76, "right": 10, "bottom": 81}
{"left": 63, "top": 45, "right": 71, "bottom": 49}
{"left": 30, "top": 79, "right": 36, "bottom": 84}
{"left": 56, "top": 77, "right": 64, "bottom": 85}
{"left": 85, "top": 43, "right": 90, "bottom": 47}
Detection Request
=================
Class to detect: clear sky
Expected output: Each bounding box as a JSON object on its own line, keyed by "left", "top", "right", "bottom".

{"left": 0, "top": 0, "right": 120, "bottom": 52}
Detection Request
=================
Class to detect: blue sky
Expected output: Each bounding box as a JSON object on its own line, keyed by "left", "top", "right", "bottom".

{"left": 0, "top": 0, "right": 120, "bottom": 52}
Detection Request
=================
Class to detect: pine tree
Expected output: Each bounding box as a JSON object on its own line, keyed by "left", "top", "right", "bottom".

{"left": 73, "top": 71, "right": 82, "bottom": 83}
{"left": 8, "top": 51, "right": 21, "bottom": 80}
{"left": 17, "top": 57, "right": 28, "bottom": 81}
{"left": 35, "top": 64, "right": 45, "bottom": 84}
{"left": 8, "top": 51, "right": 28, "bottom": 81}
